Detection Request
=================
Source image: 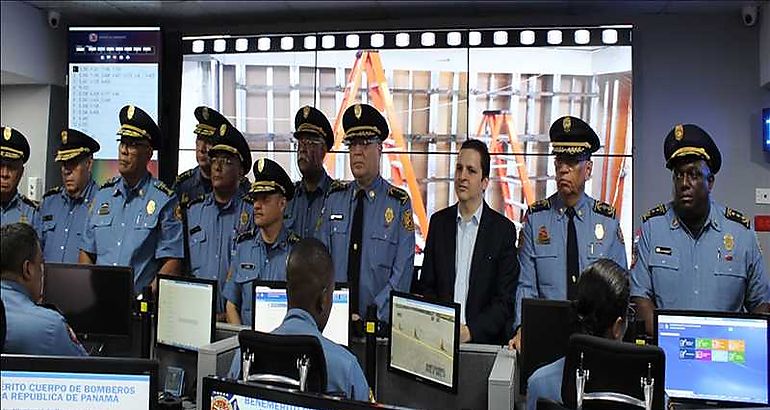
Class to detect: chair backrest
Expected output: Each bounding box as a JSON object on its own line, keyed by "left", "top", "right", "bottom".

{"left": 537, "top": 398, "right": 572, "bottom": 410}
{"left": 562, "top": 334, "right": 666, "bottom": 410}
{"left": 520, "top": 298, "right": 576, "bottom": 394}
{"left": 238, "top": 330, "right": 327, "bottom": 394}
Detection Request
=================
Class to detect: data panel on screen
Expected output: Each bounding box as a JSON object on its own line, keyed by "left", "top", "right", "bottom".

{"left": 68, "top": 27, "right": 160, "bottom": 160}
{"left": 0, "top": 370, "right": 151, "bottom": 410}
{"left": 156, "top": 276, "right": 216, "bottom": 351}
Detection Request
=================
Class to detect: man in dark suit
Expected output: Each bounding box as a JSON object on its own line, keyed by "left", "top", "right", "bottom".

{"left": 418, "top": 139, "right": 518, "bottom": 345}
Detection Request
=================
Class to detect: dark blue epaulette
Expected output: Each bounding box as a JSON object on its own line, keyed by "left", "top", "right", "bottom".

{"left": 20, "top": 194, "right": 38, "bottom": 208}
{"left": 327, "top": 180, "right": 349, "bottom": 195}
{"left": 724, "top": 207, "right": 750, "bottom": 229}
{"left": 175, "top": 168, "right": 195, "bottom": 184}
{"left": 593, "top": 200, "right": 617, "bottom": 219}
{"left": 642, "top": 203, "right": 667, "bottom": 223}
{"left": 287, "top": 231, "right": 301, "bottom": 245}
{"left": 235, "top": 228, "right": 257, "bottom": 243}
{"left": 186, "top": 194, "right": 206, "bottom": 208}
{"left": 387, "top": 186, "right": 410, "bottom": 206}
{"left": 528, "top": 198, "right": 551, "bottom": 214}
{"left": 100, "top": 176, "right": 120, "bottom": 190}
{"left": 43, "top": 186, "right": 63, "bottom": 198}
{"left": 154, "top": 181, "right": 174, "bottom": 197}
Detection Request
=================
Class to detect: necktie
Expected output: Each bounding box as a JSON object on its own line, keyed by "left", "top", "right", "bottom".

{"left": 566, "top": 207, "right": 579, "bottom": 299}
{"left": 347, "top": 189, "right": 365, "bottom": 315}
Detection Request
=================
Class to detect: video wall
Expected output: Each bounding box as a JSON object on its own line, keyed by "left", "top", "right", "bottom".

{"left": 179, "top": 27, "right": 633, "bottom": 258}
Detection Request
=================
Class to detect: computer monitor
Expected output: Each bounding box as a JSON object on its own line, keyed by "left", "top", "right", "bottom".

{"left": 202, "top": 376, "right": 403, "bottom": 409}
{"left": 156, "top": 274, "right": 217, "bottom": 352}
{"left": 519, "top": 299, "right": 575, "bottom": 394}
{"left": 0, "top": 354, "right": 158, "bottom": 410}
{"left": 251, "top": 281, "right": 350, "bottom": 346}
{"left": 655, "top": 310, "right": 770, "bottom": 406}
{"left": 388, "top": 291, "right": 460, "bottom": 393}
{"left": 42, "top": 263, "right": 133, "bottom": 339}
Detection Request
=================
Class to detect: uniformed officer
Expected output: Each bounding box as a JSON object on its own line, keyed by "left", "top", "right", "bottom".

{"left": 174, "top": 106, "right": 249, "bottom": 208}
{"left": 317, "top": 103, "right": 416, "bottom": 323}
{"left": 511, "top": 116, "right": 627, "bottom": 350}
{"left": 38, "top": 129, "right": 100, "bottom": 263}
{"left": 79, "top": 105, "right": 184, "bottom": 294}
{"left": 1, "top": 126, "right": 38, "bottom": 227}
{"left": 224, "top": 157, "right": 299, "bottom": 325}
{"left": 631, "top": 124, "right": 770, "bottom": 335}
{"left": 185, "top": 122, "right": 253, "bottom": 318}
{"left": 284, "top": 105, "right": 335, "bottom": 238}
{"left": 1, "top": 223, "right": 87, "bottom": 356}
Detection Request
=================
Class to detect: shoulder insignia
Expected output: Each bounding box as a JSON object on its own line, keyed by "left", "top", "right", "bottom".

{"left": 387, "top": 186, "right": 409, "bottom": 206}
{"left": 328, "top": 180, "right": 349, "bottom": 194}
{"left": 642, "top": 203, "right": 667, "bottom": 223}
{"left": 43, "top": 186, "right": 63, "bottom": 198}
{"left": 240, "top": 193, "right": 255, "bottom": 204}
{"left": 236, "top": 228, "right": 257, "bottom": 243}
{"left": 100, "top": 176, "right": 120, "bottom": 189}
{"left": 724, "top": 207, "right": 750, "bottom": 229}
{"left": 20, "top": 195, "right": 38, "bottom": 208}
{"left": 154, "top": 181, "right": 174, "bottom": 197}
{"left": 186, "top": 194, "right": 206, "bottom": 208}
{"left": 593, "top": 200, "right": 616, "bottom": 219}
{"left": 528, "top": 198, "right": 551, "bottom": 214}
{"left": 287, "top": 232, "right": 301, "bottom": 245}
{"left": 175, "top": 168, "right": 195, "bottom": 183}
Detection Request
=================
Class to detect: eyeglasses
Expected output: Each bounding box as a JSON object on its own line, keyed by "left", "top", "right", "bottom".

{"left": 210, "top": 156, "right": 238, "bottom": 167}
{"left": 343, "top": 138, "right": 380, "bottom": 148}
{"left": 673, "top": 169, "right": 706, "bottom": 182}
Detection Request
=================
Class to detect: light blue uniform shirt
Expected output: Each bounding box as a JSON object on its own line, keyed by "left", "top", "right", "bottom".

{"left": 318, "top": 176, "right": 416, "bottom": 321}
{"left": 527, "top": 357, "right": 565, "bottom": 410}
{"left": 515, "top": 193, "right": 627, "bottom": 328}
{"left": 631, "top": 202, "right": 769, "bottom": 311}
{"left": 1, "top": 191, "right": 39, "bottom": 228}
{"left": 223, "top": 224, "right": 298, "bottom": 323}
{"left": 38, "top": 180, "right": 97, "bottom": 263}
{"left": 1, "top": 280, "right": 87, "bottom": 356}
{"left": 80, "top": 173, "right": 184, "bottom": 294}
{"left": 186, "top": 193, "right": 254, "bottom": 313}
{"left": 285, "top": 171, "right": 331, "bottom": 238}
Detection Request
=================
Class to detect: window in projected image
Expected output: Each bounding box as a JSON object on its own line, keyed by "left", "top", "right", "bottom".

{"left": 180, "top": 28, "right": 634, "bottom": 260}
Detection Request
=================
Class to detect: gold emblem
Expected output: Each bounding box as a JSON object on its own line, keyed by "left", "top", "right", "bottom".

{"left": 369, "top": 190, "right": 375, "bottom": 198}
{"left": 174, "top": 204, "right": 183, "bottom": 221}
{"left": 146, "top": 199, "right": 156, "bottom": 215}
{"left": 724, "top": 233, "right": 734, "bottom": 252}
{"left": 219, "top": 123, "right": 227, "bottom": 137}
{"left": 240, "top": 211, "right": 249, "bottom": 226}
{"left": 537, "top": 226, "right": 550, "bottom": 245}
{"left": 354, "top": 104, "right": 362, "bottom": 119}
{"left": 563, "top": 116, "right": 572, "bottom": 133}
{"left": 594, "top": 223, "right": 605, "bottom": 240}
{"left": 127, "top": 105, "right": 135, "bottom": 120}
{"left": 303, "top": 106, "right": 310, "bottom": 119}
{"left": 384, "top": 207, "right": 394, "bottom": 225}
{"left": 3, "top": 127, "right": 11, "bottom": 141}
{"left": 20, "top": 214, "right": 28, "bottom": 224}
{"left": 257, "top": 158, "right": 265, "bottom": 173}
{"left": 61, "top": 130, "right": 68, "bottom": 144}
{"left": 202, "top": 107, "right": 210, "bottom": 121}
{"left": 402, "top": 209, "right": 414, "bottom": 232}
{"left": 674, "top": 124, "right": 684, "bottom": 141}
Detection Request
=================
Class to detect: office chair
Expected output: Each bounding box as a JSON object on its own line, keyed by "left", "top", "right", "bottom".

{"left": 537, "top": 398, "right": 571, "bottom": 410}
{"left": 561, "top": 334, "right": 666, "bottom": 410}
{"left": 238, "top": 330, "right": 327, "bottom": 393}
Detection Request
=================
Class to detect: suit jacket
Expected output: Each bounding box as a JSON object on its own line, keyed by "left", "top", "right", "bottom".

{"left": 418, "top": 202, "right": 519, "bottom": 344}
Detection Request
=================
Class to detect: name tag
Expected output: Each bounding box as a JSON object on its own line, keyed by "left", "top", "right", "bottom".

{"left": 330, "top": 214, "right": 344, "bottom": 221}
{"left": 240, "top": 263, "right": 255, "bottom": 270}
{"left": 190, "top": 226, "right": 202, "bottom": 235}
{"left": 654, "top": 246, "right": 672, "bottom": 255}
{"left": 42, "top": 215, "right": 54, "bottom": 222}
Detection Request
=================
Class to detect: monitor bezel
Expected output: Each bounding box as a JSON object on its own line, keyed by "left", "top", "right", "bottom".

{"left": 1, "top": 354, "right": 158, "bottom": 410}
{"left": 519, "top": 298, "right": 575, "bottom": 394}
{"left": 653, "top": 309, "right": 770, "bottom": 407}
{"left": 387, "top": 290, "right": 460, "bottom": 394}
{"left": 155, "top": 274, "right": 217, "bottom": 353}
{"left": 42, "top": 262, "right": 134, "bottom": 340}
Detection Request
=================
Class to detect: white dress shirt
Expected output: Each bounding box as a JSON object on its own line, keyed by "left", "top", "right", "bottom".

{"left": 455, "top": 202, "right": 483, "bottom": 324}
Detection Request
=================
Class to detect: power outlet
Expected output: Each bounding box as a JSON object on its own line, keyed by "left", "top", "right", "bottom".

{"left": 757, "top": 188, "right": 770, "bottom": 205}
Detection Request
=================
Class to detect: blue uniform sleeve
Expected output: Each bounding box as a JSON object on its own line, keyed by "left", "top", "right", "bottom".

{"left": 80, "top": 200, "right": 97, "bottom": 255}
{"left": 155, "top": 196, "right": 184, "bottom": 260}
{"left": 744, "top": 231, "right": 770, "bottom": 311}
{"left": 48, "top": 314, "right": 88, "bottom": 356}
{"left": 630, "top": 223, "right": 654, "bottom": 301}
{"left": 223, "top": 259, "right": 242, "bottom": 307}
{"left": 373, "top": 201, "right": 415, "bottom": 322}
{"left": 514, "top": 213, "right": 537, "bottom": 329}
{"left": 346, "top": 357, "right": 371, "bottom": 402}
{"left": 608, "top": 219, "right": 628, "bottom": 269}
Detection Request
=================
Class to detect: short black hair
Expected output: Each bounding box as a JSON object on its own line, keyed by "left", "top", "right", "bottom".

{"left": 286, "top": 238, "right": 334, "bottom": 309}
{"left": 573, "top": 259, "right": 630, "bottom": 337}
{"left": 460, "top": 139, "right": 490, "bottom": 179}
{"left": 0, "top": 223, "right": 39, "bottom": 277}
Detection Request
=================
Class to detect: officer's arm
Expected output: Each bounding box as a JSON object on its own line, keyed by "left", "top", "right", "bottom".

{"left": 79, "top": 200, "right": 97, "bottom": 264}
{"left": 609, "top": 220, "right": 629, "bottom": 268}
{"left": 223, "top": 262, "right": 243, "bottom": 324}
{"left": 745, "top": 231, "right": 770, "bottom": 313}
{"left": 158, "top": 258, "right": 182, "bottom": 276}
{"left": 347, "top": 357, "right": 371, "bottom": 402}
{"left": 49, "top": 316, "right": 88, "bottom": 357}
{"left": 78, "top": 250, "right": 95, "bottom": 264}
{"left": 416, "top": 213, "right": 439, "bottom": 298}
{"left": 514, "top": 213, "right": 537, "bottom": 330}
{"left": 630, "top": 223, "right": 656, "bottom": 336}
{"left": 154, "top": 197, "right": 184, "bottom": 264}
{"left": 373, "top": 204, "right": 416, "bottom": 321}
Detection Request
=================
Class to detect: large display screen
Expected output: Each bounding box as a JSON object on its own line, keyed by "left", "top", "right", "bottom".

{"left": 156, "top": 275, "right": 216, "bottom": 351}
{"left": 179, "top": 27, "right": 634, "bottom": 262}
{"left": 656, "top": 312, "right": 769, "bottom": 405}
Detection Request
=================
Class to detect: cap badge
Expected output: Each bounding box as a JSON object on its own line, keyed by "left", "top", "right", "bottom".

{"left": 127, "top": 105, "right": 135, "bottom": 120}
{"left": 257, "top": 158, "right": 265, "bottom": 173}
{"left": 354, "top": 104, "right": 362, "bottom": 119}
{"left": 303, "top": 106, "right": 310, "bottom": 119}
{"left": 674, "top": 124, "right": 684, "bottom": 141}
{"left": 61, "top": 130, "right": 68, "bottom": 144}
{"left": 219, "top": 123, "right": 227, "bottom": 137}
{"left": 202, "top": 107, "right": 210, "bottom": 121}
{"left": 3, "top": 127, "right": 12, "bottom": 141}
{"left": 563, "top": 116, "right": 572, "bottom": 133}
